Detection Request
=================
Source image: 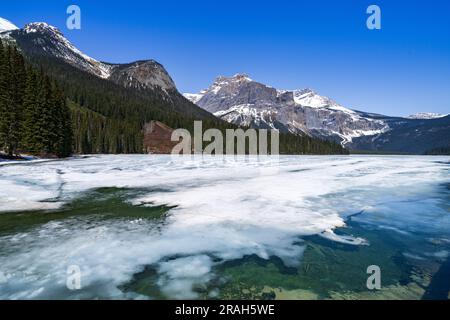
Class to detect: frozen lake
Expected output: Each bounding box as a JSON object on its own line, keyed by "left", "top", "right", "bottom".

{"left": 0, "top": 155, "right": 449, "bottom": 299}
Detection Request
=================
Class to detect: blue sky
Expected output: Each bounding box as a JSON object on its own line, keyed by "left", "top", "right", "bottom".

{"left": 2, "top": 0, "right": 450, "bottom": 116}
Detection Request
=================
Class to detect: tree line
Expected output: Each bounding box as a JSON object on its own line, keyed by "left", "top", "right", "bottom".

{"left": 0, "top": 40, "right": 72, "bottom": 157}
{"left": 26, "top": 52, "right": 348, "bottom": 155}
{"left": 1, "top": 38, "right": 348, "bottom": 157}
{"left": 424, "top": 146, "right": 450, "bottom": 155}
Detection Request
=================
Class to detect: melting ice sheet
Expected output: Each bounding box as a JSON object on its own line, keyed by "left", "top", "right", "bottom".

{"left": 0, "top": 155, "right": 449, "bottom": 299}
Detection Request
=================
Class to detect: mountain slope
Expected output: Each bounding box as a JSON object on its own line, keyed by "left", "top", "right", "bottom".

{"left": 350, "top": 115, "right": 450, "bottom": 154}
{"left": 186, "top": 74, "right": 450, "bottom": 154}
{"left": 0, "top": 17, "right": 18, "bottom": 32}
{"left": 19, "top": 56, "right": 347, "bottom": 155}
{"left": 6, "top": 22, "right": 112, "bottom": 78}
{"left": 2, "top": 22, "right": 218, "bottom": 120}
{"left": 185, "top": 74, "right": 389, "bottom": 145}
{"left": 0, "top": 20, "right": 225, "bottom": 155}
{"left": 108, "top": 60, "right": 176, "bottom": 92}
{"left": 3, "top": 22, "right": 177, "bottom": 92}
{"left": 0, "top": 18, "right": 348, "bottom": 155}
{"left": 407, "top": 113, "right": 449, "bottom": 120}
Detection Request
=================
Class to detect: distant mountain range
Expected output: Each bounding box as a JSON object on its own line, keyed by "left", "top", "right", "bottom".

{"left": 185, "top": 74, "right": 450, "bottom": 154}
{"left": 1, "top": 16, "right": 448, "bottom": 155}
{"left": 0, "top": 18, "right": 220, "bottom": 155}
{"left": 407, "top": 113, "right": 448, "bottom": 120}
{"left": 1, "top": 21, "right": 182, "bottom": 96}
{"left": 11, "top": 22, "right": 179, "bottom": 93}
{"left": 1, "top": 17, "right": 346, "bottom": 155}
{"left": 0, "top": 18, "right": 228, "bottom": 121}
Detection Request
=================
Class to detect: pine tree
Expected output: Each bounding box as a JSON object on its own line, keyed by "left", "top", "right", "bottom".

{"left": 0, "top": 46, "right": 15, "bottom": 155}
{"left": 10, "top": 47, "right": 27, "bottom": 153}
{"left": 52, "top": 86, "right": 73, "bottom": 157}
{"left": 22, "top": 68, "right": 40, "bottom": 152}
{"left": 0, "top": 42, "right": 74, "bottom": 157}
{"left": 0, "top": 39, "right": 7, "bottom": 153}
{"left": 0, "top": 43, "right": 27, "bottom": 156}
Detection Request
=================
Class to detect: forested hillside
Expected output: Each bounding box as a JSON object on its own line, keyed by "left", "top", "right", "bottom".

{"left": 1, "top": 37, "right": 348, "bottom": 156}
{"left": 0, "top": 40, "right": 72, "bottom": 157}
{"left": 22, "top": 50, "right": 347, "bottom": 155}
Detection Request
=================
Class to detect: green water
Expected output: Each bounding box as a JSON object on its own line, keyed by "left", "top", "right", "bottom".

{"left": 124, "top": 219, "right": 439, "bottom": 300}
{"left": 0, "top": 187, "right": 448, "bottom": 300}
{"left": 0, "top": 187, "right": 171, "bottom": 236}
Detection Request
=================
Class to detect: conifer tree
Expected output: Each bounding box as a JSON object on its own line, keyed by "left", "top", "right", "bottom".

{"left": 0, "top": 39, "right": 7, "bottom": 153}
{"left": 0, "top": 46, "right": 16, "bottom": 155}
{"left": 1, "top": 38, "right": 346, "bottom": 157}
{"left": 22, "top": 68, "right": 40, "bottom": 152}
{"left": 53, "top": 85, "right": 73, "bottom": 157}
{"left": 1, "top": 41, "right": 74, "bottom": 157}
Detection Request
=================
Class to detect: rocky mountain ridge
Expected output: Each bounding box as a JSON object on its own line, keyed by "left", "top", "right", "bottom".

{"left": 1, "top": 22, "right": 177, "bottom": 93}
{"left": 185, "top": 74, "right": 450, "bottom": 153}
{"left": 185, "top": 74, "right": 389, "bottom": 145}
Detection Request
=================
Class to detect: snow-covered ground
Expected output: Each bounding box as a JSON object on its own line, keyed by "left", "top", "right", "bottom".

{"left": 0, "top": 155, "right": 449, "bottom": 299}
{"left": 0, "top": 17, "right": 18, "bottom": 32}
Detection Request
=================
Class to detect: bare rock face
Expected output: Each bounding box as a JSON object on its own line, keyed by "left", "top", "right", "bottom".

{"left": 143, "top": 121, "right": 178, "bottom": 154}
{"left": 185, "top": 74, "right": 450, "bottom": 154}
{"left": 185, "top": 74, "right": 388, "bottom": 146}
{"left": 4, "top": 20, "right": 217, "bottom": 121}
{"left": 108, "top": 60, "right": 176, "bottom": 92}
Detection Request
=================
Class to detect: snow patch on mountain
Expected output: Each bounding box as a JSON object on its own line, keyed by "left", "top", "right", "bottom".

{"left": 22, "top": 22, "right": 113, "bottom": 79}
{"left": 407, "top": 113, "right": 448, "bottom": 120}
{"left": 5, "top": 21, "right": 177, "bottom": 93}
{"left": 293, "top": 89, "right": 332, "bottom": 108}
{"left": 183, "top": 93, "right": 204, "bottom": 104}
{"left": 24, "top": 22, "right": 59, "bottom": 34}
{"left": 215, "top": 104, "right": 279, "bottom": 129}
{"left": 210, "top": 73, "right": 252, "bottom": 95}
{"left": 185, "top": 74, "right": 391, "bottom": 146}
{"left": 292, "top": 88, "right": 360, "bottom": 120}
{"left": 0, "top": 17, "right": 18, "bottom": 32}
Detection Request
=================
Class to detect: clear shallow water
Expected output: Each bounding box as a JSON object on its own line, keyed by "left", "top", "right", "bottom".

{"left": 0, "top": 155, "right": 449, "bottom": 299}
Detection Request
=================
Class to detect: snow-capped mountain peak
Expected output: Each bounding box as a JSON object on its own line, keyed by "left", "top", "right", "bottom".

{"left": 231, "top": 73, "right": 253, "bottom": 82}
{"left": 3, "top": 20, "right": 177, "bottom": 92}
{"left": 184, "top": 73, "right": 253, "bottom": 103}
{"left": 211, "top": 73, "right": 253, "bottom": 91}
{"left": 16, "top": 21, "right": 113, "bottom": 79}
{"left": 407, "top": 113, "right": 448, "bottom": 120}
{"left": 185, "top": 74, "right": 390, "bottom": 145}
{"left": 0, "top": 17, "right": 18, "bottom": 32}
{"left": 183, "top": 93, "right": 204, "bottom": 104}
{"left": 216, "top": 73, "right": 252, "bottom": 83}
{"left": 294, "top": 88, "right": 333, "bottom": 108}
{"left": 24, "top": 22, "right": 62, "bottom": 35}
{"left": 292, "top": 89, "right": 359, "bottom": 117}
